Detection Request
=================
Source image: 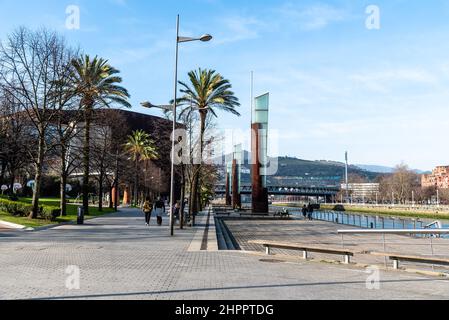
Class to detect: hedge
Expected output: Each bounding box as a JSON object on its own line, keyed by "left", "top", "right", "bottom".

{"left": 0, "top": 199, "right": 61, "bottom": 221}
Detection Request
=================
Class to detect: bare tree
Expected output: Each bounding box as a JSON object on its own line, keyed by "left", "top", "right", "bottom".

{"left": 91, "top": 110, "right": 128, "bottom": 212}
{"left": 0, "top": 27, "right": 72, "bottom": 217}
{"left": 0, "top": 90, "right": 30, "bottom": 196}
{"left": 378, "top": 163, "right": 420, "bottom": 204}
{"left": 45, "top": 47, "right": 82, "bottom": 216}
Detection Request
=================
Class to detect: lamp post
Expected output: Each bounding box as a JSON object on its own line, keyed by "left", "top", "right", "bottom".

{"left": 437, "top": 188, "right": 440, "bottom": 208}
{"left": 345, "top": 151, "right": 349, "bottom": 201}
{"left": 141, "top": 15, "right": 212, "bottom": 236}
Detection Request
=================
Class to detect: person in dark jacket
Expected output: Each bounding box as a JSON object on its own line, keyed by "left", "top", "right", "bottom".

{"left": 154, "top": 197, "right": 165, "bottom": 226}
{"left": 302, "top": 205, "right": 308, "bottom": 219}
{"left": 307, "top": 204, "right": 314, "bottom": 221}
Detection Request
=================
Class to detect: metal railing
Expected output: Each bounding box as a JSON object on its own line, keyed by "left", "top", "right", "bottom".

{"left": 337, "top": 229, "right": 449, "bottom": 271}
{"left": 337, "top": 229, "right": 449, "bottom": 236}
{"left": 309, "top": 211, "right": 445, "bottom": 235}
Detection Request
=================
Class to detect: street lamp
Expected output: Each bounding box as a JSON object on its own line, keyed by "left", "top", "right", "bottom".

{"left": 141, "top": 101, "right": 174, "bottom": 112}
{"left": 142, "top": 15, "right": 212, "bottom": 236}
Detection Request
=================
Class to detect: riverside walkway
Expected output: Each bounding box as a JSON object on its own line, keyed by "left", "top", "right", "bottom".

{"left": 226, "top": 218, "right": 449, "bottom": 273}
{"left": 0, "top": 208, "right": 448, "bottom": 300}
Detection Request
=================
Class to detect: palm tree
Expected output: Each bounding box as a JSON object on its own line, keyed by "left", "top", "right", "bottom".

{"left": 177, "top": 68, "right": 240, "bottom": 214}
{"left": 70, "top": 55, "right": 131, "bottom": 215}
{"left": 124, "top": 130, "right": 159, "bottom": 206}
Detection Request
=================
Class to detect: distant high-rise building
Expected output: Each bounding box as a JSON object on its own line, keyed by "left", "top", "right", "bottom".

{"left": 341, "top": 183, "right": 379, "bottom": 200}
{"left": 422, "top": 166, "right": 449, "bottom": 189}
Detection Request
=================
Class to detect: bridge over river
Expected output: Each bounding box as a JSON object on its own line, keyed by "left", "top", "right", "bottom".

{"left": 214, "top": 185, "right": 340, "bottom": 197}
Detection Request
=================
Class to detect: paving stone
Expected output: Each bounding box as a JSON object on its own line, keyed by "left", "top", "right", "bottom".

{"left": 0, "top": 209, "right": 448, "bottom": 300}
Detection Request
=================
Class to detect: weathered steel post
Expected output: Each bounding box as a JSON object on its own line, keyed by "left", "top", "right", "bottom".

{"left": 225, "top": 169, "right": 231, "bottom": 206}
{"left": 251, "top": 123, "right": 269, "bottom": 213}
{"left": 232, "top": 159, "right": 240, "bottom": 209}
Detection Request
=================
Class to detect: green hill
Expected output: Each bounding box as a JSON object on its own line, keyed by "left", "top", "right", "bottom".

{"left": 223, "top": 154, "right": 382, "bottom": 187}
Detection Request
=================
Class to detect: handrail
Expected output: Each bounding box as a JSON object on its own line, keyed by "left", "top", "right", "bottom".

{"left": 425, "top": 221, "right": 443, "bottom": 229}
{"left": 338, "top": 229, "right": 449, "bottom": 235}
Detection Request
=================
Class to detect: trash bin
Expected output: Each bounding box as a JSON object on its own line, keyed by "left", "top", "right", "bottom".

{"left": 77, "top": 207, "right": 84, "bottom": 225}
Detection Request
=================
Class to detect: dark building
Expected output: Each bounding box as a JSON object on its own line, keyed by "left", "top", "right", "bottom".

{"left": 1, "top": 107, "right": 182, "bottom": 203}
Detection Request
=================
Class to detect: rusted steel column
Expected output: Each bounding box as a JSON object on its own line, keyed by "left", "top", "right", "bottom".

{"left": 232, "top": 159, "right": 241, "bottom": 209}
{"left": 112, "top": 186, "right": 117, "bottom": 207}
{"left": 225, "top": 170, "right": 231, "bottom": 206}
{"left": 123, "top": 186, "right": 130, "bottom": 205}
{"left": 252, "top": 123, "right": 269, "bottom": 213}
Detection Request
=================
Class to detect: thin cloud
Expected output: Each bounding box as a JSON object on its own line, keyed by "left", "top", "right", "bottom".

{"left": 279, "top": 2, "right": 349, "bottom": 31}
{"left": 214, "top": 16, "right": 264, "bottom": 44}
{"left": 350, "top": 69, "right": 439, "bottom": 93}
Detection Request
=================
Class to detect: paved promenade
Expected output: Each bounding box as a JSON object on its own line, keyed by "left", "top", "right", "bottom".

{"left": 0, "top": 209, "right": 448, "bottom": 300}
{"left": 227, "top": 218, "right": 449, "bottom": 273}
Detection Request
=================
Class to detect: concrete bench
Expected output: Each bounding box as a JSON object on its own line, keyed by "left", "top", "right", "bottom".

{"left": 249, "top": 240, "right": 355, "bottom": 264}
{"left": 215, "top": 210, "right": 232, "bottom": 216}
{"left": 273, "top": 211, "right": 290, "bottom": 218}
{"left": 239, "top": 213, "right": 270, "bottom": 217}
{"left": 371, "top": 252, "right": 449, "bottom": 270}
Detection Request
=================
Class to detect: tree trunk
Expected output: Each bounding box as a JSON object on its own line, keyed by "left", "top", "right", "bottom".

{"left": 197, "top": 186, "right": 202, "bottom": 212}
{"left": 9, "top": 171, "right": 15, "bottom": 197}
{"left": 60, "top": 146, "right": 67, "bottom": 216}
{"left": 109, "top": 183, "right": 114, "bottom": 209}
{"left": 98, "top": 172, "right": 103, "bottom": 212}
{"left": 31, "top": 132, "right": 45, "bottom": 219}
{"left": 134, "top": 157, "right": 139, "bottom": 207}
{"left": 191, "top": 111, "right": 207, "bottom": 215}
{"left": 180, "top": 165, "right": 186, "bottom": 229}
{"left": 191, "top": 170, "right": 199, "bottom": 214}
{"left": 83, "top": 107, "right": 92, "bottom": 216}
{"left": 60, "top": 173, "right": 67, "bottom": 216}
{"left": 114, "top": 150, "right": 119, "bottom": 212}
{"left": 0, "top": 160, "right": 6, "bottom": 186}
{"left": 188, "top": 180, "right": 194, "bottom": 224}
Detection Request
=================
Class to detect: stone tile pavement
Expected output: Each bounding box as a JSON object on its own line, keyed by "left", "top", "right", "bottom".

{"left": 226, "top": 218, "right": 449, "bottom": 273}
{"left": 0, "top": 209, "right": 448, "bottom": 300}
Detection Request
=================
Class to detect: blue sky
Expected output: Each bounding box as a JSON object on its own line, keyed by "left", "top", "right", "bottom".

{"left": 1, "top": 0, "right": 449, "bottom": 170}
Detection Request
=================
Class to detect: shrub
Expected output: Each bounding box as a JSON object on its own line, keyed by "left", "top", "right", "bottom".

{"left": 333, "top": 205, "right": 346, "bottom": 212}
{"left": 0, "top": 199, "right": 60, "bottom": 221}
{"left": 0, "top": 199, "right": 33, "bottom": 217}
{"left": 39, "top": 206, "right": 61, "bottom": 221}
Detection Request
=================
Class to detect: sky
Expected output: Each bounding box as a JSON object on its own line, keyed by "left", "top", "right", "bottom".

{"left": 1, "top": 0, "right": 449, "bottom": 171}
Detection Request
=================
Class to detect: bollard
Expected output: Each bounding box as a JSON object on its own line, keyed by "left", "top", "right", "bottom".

{"left": 77, "top": 206, "right": 84, "bottom": 225}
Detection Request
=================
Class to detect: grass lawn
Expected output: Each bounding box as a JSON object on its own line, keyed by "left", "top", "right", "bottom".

{"left": 0, "top": 196, "right": 116, "bottom": 228}
{"left": 0, "top": 211, "right": 52, "bottom": 228}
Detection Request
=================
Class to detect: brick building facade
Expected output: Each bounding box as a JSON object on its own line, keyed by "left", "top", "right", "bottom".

{"left": 421, "top": 166, "right": 449, "bottom": 189}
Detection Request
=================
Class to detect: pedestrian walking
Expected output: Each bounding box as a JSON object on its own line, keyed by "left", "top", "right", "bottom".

{"left": 302, "top": 205, "right": 308, "bottom": 219}
{"left": 154, "top": 197, "right": 165, "bottom": 226}
{"left": 307, "top": 204, "right": 314, "bottom": 221}
{"left": 142, "top": 197, "right": 153, "bottom": 227}
{"left": 173, "top": 202, "right": 181, "bottom": 222}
